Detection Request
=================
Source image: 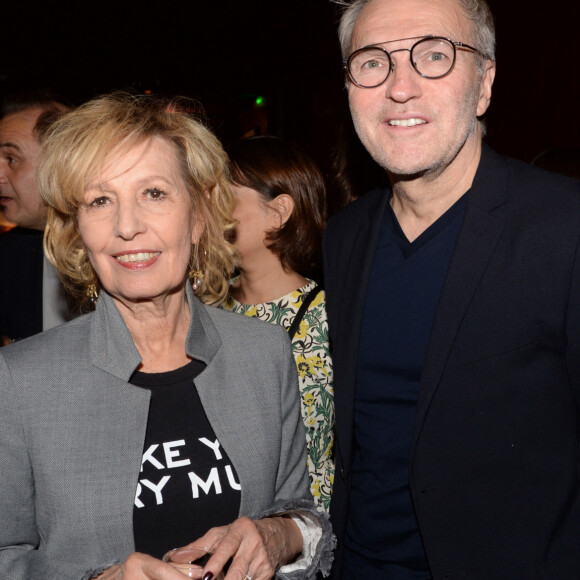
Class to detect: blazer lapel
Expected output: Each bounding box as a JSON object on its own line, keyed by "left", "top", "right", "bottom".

{"left": 337, "top": 192, "right": 389, "bottom": 343}
{"left": 331, "top": 189, "right": 390, "bottom": 470}
{"left": 182, "top": 286, "right": 271, "bottom": 517}
{"left": 86, "top": 292, "right": 151, "bottom": 554}
{"left": 194, "top": 361, "right": 264, "bottom": 516}
{"left": 414, "top": 145, "right": 510, "bottom": 437}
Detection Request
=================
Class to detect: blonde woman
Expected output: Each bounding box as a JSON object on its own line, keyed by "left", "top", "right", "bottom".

{"left": 0, "top": 95, "right": 334, "bottom": 580}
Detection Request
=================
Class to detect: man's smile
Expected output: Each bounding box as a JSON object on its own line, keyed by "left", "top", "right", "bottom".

{"left": 387, "top": 118, "right": 427, "bottom": 127}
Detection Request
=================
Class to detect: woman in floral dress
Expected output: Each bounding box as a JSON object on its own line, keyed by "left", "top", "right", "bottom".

{"left": 223, "top": 136, "right": 334, "bottom": 511}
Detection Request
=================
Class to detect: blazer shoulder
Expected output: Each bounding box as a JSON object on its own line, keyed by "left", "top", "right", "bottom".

{"left": 504, "top": 157, "right": 580, "bottom": 221}
{"left": 203, "top": 304, "right": 290, "bottom": 348}
{"left": 0, "top": 314, "right": 97, "bottom": 409}
{"left": 327, "top": 187, "right": 388, "bottom": 233}
{"left": 475, "top": 147, "right": 580, "bottom": 226}
{"left": 1, "top": 313, "right": 91, "bottom": 365}
{"left": 508, "top": 156, "right": 579, "bottom": 190}
{"left": 487, "top": 148, "right": 580, "bottom": 200}
{"left": 0, "top": 228, "right": 44, "bottom": 270}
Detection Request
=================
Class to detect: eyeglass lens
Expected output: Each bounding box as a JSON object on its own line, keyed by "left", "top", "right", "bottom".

{"left": 348, "top": 37, "right": 456, "bottom": 88}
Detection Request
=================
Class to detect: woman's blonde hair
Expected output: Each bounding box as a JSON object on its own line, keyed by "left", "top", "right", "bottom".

{"left": 38, "top": 92, "right": 237, "bottom": 308}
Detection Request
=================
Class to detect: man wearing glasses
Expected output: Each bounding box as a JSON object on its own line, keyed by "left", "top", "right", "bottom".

{"left": 324, "top": 0, "right": 580, "bottom": 578}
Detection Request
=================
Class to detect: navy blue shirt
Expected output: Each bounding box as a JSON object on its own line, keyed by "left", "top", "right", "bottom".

{"left": 343, "top": 194, "right": 467, "bottom": 579}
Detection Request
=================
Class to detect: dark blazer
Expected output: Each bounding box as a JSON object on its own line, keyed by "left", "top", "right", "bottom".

{"left": 0, "top": 227, "right": 44, "bottom": 341}
{"left": 323, "top": 145, "right": 580, "bottom": 579}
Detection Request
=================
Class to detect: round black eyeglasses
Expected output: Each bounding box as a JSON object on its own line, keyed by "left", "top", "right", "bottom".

{"left": 345, "top": 35, "right": 483, "bottom": 88}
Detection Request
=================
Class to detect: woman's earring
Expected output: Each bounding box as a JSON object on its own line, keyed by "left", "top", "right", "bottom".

{"left": 189, "top": 246, "right": 206, "bottom": 292}
{"left": 87, "top": 283, "right": 99, "bottom": 305}
{"left": 190, "top": 271, "right": 204, "bottom": 291}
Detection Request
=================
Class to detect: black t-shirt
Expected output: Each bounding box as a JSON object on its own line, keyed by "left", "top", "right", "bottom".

{"left": 131, "top": 359, "right": 241, "bottom": 558}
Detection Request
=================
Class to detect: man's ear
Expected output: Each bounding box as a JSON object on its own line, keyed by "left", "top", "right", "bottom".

{"left": 476, "top": 60, "right": 496, "bottom": 117}
{"left": 268, "top": 194, "right": 295, "bottom": 228}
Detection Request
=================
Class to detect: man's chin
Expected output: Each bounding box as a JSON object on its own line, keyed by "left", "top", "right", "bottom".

{"left": 393, "top": 169, "right": 429, "bottom": 182}
{"left": 377, "top": 159, "right": 432, "bottom": 180}
{"left": 377, "top": 152, "right": 452, "bottom": 182}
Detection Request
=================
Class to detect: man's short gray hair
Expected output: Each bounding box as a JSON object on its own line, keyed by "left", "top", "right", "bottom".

{"left": 333, "top": 0, "right": 496, "bottom": 63}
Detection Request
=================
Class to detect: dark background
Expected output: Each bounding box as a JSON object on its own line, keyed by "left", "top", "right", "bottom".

{"left": 2, "top": 0, "right": 579, "bottom": 208}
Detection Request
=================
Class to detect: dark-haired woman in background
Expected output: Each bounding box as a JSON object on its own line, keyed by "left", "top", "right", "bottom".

{"left": 223, "top": 136, "right": 334, "bottom": 511}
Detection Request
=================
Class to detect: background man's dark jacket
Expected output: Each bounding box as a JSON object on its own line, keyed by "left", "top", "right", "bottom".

{"left": 0, "top": 227, "right": 44, "bottom": 341}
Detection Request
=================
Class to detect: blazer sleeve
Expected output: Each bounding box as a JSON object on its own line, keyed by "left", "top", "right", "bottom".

{"left": 254, "top": 333, "right": 335, "bottom": 579}
{"left": 274, "top": 330, "right": 312, "bottom": 504}
{"left": 0, "top": 353, "right": 115, "bottom": 580}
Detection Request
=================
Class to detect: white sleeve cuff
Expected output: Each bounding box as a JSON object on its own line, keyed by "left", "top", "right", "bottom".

{"left": 278, "top": 510, "right": 323, "bottom": 573}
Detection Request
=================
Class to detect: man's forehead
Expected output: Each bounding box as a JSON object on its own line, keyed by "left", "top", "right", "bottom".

{"left": 0, "top": 109, "right": 43, "bottom": 148}
{"left": 352, "top": 0, "right": 470, "bottom": 49}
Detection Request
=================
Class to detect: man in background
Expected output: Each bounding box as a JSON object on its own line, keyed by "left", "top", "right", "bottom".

{"left": 324, "top": 0, "right": 580, "bottom": 577}
{"left": 0, "top": 91, "right": 70, "bottom": 344}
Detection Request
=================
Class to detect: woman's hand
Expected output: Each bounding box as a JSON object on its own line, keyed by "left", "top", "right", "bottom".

{"left": 170, "top": 516, "right": 303, "bottom": 580}
{"left": 93, "top": 553, "right": 187, "bottom": 579}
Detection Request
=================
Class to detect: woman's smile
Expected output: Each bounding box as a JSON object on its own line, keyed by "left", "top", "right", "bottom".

{"left": 114, "top": 251, "right": 161, "bottom": 269}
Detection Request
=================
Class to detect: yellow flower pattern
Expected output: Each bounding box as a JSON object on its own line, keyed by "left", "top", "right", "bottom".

{"left": 223, "top": 279, "right": 335, "bottom": 511}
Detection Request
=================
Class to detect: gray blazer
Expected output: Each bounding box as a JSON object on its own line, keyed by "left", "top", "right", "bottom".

{"left": 0, "top": 284, "right": 319, "bottom": 580}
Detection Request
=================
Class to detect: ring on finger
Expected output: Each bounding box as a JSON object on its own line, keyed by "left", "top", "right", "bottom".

{"left": 243, "top": 576, "right": 252, "bottom": 580}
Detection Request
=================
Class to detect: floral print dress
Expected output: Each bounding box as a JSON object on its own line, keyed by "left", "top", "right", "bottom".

{"left": 222, "top": 279, "right": 334, "bottom": 511}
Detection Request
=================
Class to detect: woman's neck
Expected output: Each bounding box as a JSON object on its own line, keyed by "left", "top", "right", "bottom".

{"left": 114, "top": 290, "right": 192, "bottom": 373}
{"left": 232, "top": 256, "right": 308, "bottom": 305}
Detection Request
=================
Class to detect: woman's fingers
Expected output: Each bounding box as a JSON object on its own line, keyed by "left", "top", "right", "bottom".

{"left": 216, "top": 518, "right": 276, "bottom": 580}
{"left": 169, "top": 526, "right": 232, "bottom": 579}
{"left": 98, "top": 552, "right": 188, "bottom": 579}
{"left": 170, "top": 518, "right": 274, "bottom": 580}
{"left": 169, "top": 515, "right": 302, "bottom": 580}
